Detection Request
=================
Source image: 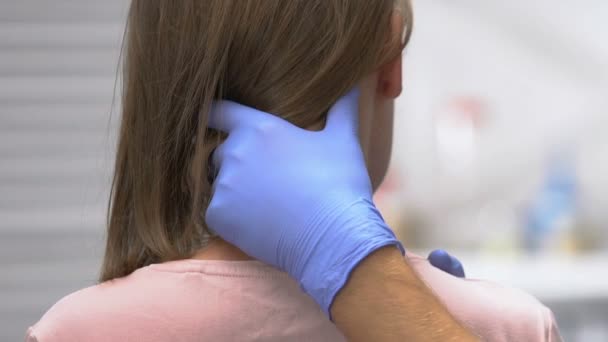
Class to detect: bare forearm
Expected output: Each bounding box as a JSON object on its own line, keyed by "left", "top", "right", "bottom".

{"left": 332, "top": 247, "right": 479, "bottom": 341}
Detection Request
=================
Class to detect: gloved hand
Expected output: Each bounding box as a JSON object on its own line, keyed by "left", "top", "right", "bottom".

{"left": 428, "top": 249, "right": 466, "bottom": 278}
{"left": 206, "top": 89, "right": 402, "bottom": 315}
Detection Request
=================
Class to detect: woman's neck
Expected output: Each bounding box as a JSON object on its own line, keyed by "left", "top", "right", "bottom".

{"left": 192, "top": 238, "right": 253, "bottom": 261}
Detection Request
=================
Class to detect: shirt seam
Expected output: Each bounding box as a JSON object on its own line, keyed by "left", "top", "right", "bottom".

{"left": 146, "top": 262, "right": 291, "bottom": 279}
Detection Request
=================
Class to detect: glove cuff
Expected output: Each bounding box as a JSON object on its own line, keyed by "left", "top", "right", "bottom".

{"left": 294, "top": 197, "right": 404, "bottom": 318}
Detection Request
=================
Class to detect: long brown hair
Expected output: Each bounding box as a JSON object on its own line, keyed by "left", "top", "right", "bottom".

{"left": 101, "top": 0, "right": 413, "bottom": 282}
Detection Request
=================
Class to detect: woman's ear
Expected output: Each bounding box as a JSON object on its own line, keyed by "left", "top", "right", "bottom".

{"left": 378, "top": 54, "right": 402, "bottom": 99}
{"left": 378, "top": 11, "right": 404, "bottom": 99}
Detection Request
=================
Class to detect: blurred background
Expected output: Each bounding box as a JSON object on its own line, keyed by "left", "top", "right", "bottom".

{"left": 0, "top": 0, "right": 606, "bottom": 341}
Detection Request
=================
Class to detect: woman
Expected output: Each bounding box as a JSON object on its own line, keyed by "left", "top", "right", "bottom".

{"left": 27, "top": 1, "right": 561, "bottom": 341}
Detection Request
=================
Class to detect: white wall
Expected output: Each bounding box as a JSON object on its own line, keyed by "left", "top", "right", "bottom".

{"left": 392, "top": 0, "right": 608, "bottom": 250}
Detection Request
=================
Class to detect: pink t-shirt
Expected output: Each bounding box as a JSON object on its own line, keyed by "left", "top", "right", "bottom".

{"left": 26, "top": 253, "right": 562, "bottom": 341}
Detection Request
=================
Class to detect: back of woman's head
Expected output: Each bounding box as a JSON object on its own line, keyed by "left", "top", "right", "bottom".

{"left": 102, "top": 0, "right": 412, "bottom": 281}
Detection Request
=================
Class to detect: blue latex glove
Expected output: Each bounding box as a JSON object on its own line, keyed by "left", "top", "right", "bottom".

{"left": 428, "top": 249, "right": 465, "bottom": 278}
{"left": 206, "top": 89, "right": 403, "bottom": 315}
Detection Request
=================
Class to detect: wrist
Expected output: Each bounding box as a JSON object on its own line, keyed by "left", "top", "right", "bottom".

{"left": 291, "top": 197, "right": 404, "bottom": 316}
{"left": 331, "top": 247, "right": 478, "bottom": 341}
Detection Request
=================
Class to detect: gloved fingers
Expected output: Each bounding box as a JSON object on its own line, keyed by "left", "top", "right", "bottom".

{"left": 428, "top": 249, "right": 451, "bottom": 273}
{"left": 205, "top": 186, "right": 225, "bottom": 237}
{"left": 324, "top": 87, "right": 361, "bottom": 137}
{"left": 207, "top": 100, "right": 279, "bottom": 133}
{"left": 210, "top": 138, "right": 230, "bottom": 171}
{"left": 428, "top": 249, "right": 466, "bottom": 278}
{"left": 205, "top": 160, "right": 235, "bottom": 235}
{"left": 449, "top": 255, "right": 466, "bottom": 278}
{"left": 209, "top": 128, "right": 252, "bottom": 180}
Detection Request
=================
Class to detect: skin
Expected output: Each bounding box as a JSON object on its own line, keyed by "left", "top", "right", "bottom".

{"left": 332, "top": 247, "right": 477, "bottom": 341}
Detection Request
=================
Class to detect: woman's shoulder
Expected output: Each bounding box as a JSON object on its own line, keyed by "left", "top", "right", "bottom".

{"left": 26, "top": 259, "right": 339, "bottom": 342}
{"left": 26, "top": 261, "right": 232, "bottom": 341}
{"left": 25, "top": 285, "right": 108, "bottom": 341}
{"left": 26, "top": 273, "right": 146, "bottom": 342}
{"left": 406, "top": 252, "right": 562, "bottom": 342}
